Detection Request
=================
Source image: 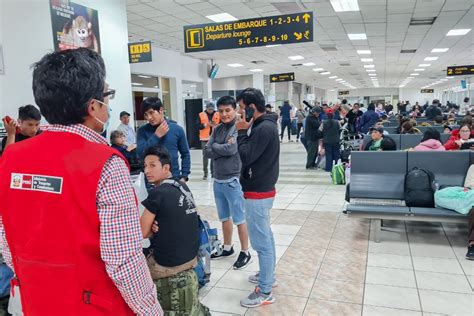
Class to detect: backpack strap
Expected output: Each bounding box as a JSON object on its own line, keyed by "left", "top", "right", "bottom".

{"left": 161, "top": 179, "right": 198, "bottom": 211}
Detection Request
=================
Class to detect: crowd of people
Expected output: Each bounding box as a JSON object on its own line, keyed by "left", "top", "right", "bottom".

{"left": 0, "top": 47, "right": 472, "bottom": 315}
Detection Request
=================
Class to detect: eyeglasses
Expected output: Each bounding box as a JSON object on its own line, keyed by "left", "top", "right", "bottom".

{"left": 103, "top": 89, "right": 116, "bottom": 100}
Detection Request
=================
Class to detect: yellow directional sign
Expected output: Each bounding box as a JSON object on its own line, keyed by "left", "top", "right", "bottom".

{"left": 270, "top": 72, "right": 295, "bottom": 83}
{"left": 447, "top": 65, "right": 474, "bottom": 76}
{"left": 421, "top": 89, "right": 434, "bottom": 93}
{"left": 183, "top": 12, "right": 313, "bottom": 53}
{"left": 338, "top": 91, "right": 350, "bottom": 96}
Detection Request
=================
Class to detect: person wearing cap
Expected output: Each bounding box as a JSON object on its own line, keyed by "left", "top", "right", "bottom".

{"left": 265, "top": 104, "right": 273, "bottom": 114}
{"left": 364, "top": 127, "right": 385, "bottom": 151}
{"left": 319, "top": 108, "right": 341, "bottom": 172}
{"left": 198, "top": 103, "right": 220, "bottom": 180}
{"left": 304, "top": 106, "right": 323, "bottom": 169}
{"left": 117, "top": 110, "right": 136, "bottom": 146}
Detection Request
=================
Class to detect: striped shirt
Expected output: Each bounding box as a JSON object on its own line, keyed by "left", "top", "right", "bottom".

{"left": 0, "top": 124, "right": 162, "bottom": 315}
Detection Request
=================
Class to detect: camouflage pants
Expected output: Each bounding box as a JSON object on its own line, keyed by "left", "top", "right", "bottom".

{"left": 154, "top": 269, "right": 210, "bottom": 316}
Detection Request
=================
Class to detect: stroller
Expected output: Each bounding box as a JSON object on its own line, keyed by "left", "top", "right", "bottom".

{"left": 339, "top": 123, "right": 363, "bottom": 163}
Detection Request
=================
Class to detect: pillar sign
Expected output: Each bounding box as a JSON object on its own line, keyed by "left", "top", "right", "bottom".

{"left": 184, "top": 12, "right": 313, "bottom": 53}
{"left": 128, "top": 41, "right": 152, "bottom": 63}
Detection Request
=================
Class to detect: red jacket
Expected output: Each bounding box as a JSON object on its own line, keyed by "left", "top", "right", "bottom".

{"left": 0, "top": 131, "right": 134, "bottom": 316}
{"left": 444, "top": 129, "right": 474, "bottom": 150}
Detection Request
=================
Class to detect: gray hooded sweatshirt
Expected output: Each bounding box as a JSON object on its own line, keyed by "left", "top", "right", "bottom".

{"left": 203, "top": 120, "right": 241, "bottom": 181}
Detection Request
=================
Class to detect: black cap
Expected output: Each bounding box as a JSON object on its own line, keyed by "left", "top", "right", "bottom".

{"left": 120, "top": 111, "right": 130, "bottom": 118}
{"left": 370, "top": 127, "right": 384, "bottom": 134}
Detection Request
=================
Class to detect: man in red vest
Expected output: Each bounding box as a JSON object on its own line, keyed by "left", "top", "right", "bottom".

{"left": 0, "top": 48, "right": 162, "bottom": 315}
{"left": 198, "top": 103, "right": 220, "bottom": 180}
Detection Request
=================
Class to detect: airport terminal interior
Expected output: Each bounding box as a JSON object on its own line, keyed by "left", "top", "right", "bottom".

{"left": 0, "top": 0, "right": 473, "bottom": 315}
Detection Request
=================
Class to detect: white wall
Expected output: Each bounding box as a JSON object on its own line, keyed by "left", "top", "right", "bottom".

{"left": 0, "top": 0, "right": 133, "bottom": 135}
{"left": 130, "top": 46, "right": 205, "bottom": 125}
{"left": 399, "top": 88, "right": 435, "bottom": 105}
{"left": 211, "top": 75, "right": 253, "bottom": 91}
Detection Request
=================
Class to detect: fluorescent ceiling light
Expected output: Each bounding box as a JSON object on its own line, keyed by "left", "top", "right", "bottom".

{"left": 366, "top": 69, "right": 376, "bottom": 72}
{"left": 206, "top": 13, "right": 238, "bottom": 23}
{"left": 361, "top": 58, "right": 373, "bottom": 62}
{"left": 410, "top": 73, "right": 419, "bottom": 76}
{"left": 302, "top": 62, "right": 316, "bottom": 66}
{"left": 368, "top": 74, "right": 377, "bottom": 76}
{"left": 313, "top": 68, "right": 324, "bottom": 72}
{"left": 399, "top": 85, "right": 405, "bottom": 88}
{"left": 137, "top": 75, "right": 151, "bottom": 79}
{"left": 330, "top": 0, "right": 360, "bottom": 12}
{"left": 335, "top": 78, "right": 344, "bottom": 81}
{"left": 446, "top": 29, "right": 471, "bottom": 36}
{"left": 288, "top": 55, "right": 304, "bottom": 60}
{"left": 418, "top": 64, "right": 431, "bottom": 67}
{"left": 249, "top": 69, "right": 263, "bottom": 72}
{"left": 414, "top": 69, "right": 425, "bottom": 71}
{"left": 364, "top": 64, "right": 375, "bottom": 68}
{"left": 132, "top": 82, "right": 143, "bottom": 86}
{"left": 227, "top": 63, "right": 243, "bottom": 67}
{"left": 424, "top": 56, "right": 438, "bottom": 61}
{"left": 446, "top": 76, "right": 453, "bottom": 79}
{"left": 348, "top": 33, "right": 367, "bottom": 40}
{"left": 330, "top": 89, "right": 335, "bottom": 92}
{"left": 320, "top": 71, "right": 331, "bottom": 75}
{"left": 431, "top": 48, "right": 449, "bottom": 53}
{"left": 265, "top": 44, "right": 281, "bottom": 48}
{"left": 440, "top": 79, "right": 448, "bottom": 81}
{"left": 357, "top": 50, "right": 371, "bottom": 55}
{"left": 329, "top": 76, "right": 338, "bottom": 79}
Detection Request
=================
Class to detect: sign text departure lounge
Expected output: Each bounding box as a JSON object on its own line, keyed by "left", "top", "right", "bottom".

{"left": 270, "top": 72, "right": 295, "bottom": 82}
{"left": 447, "top": 65, "right": 474, "bottom": 76}
{"left": 184, "top": 12, "right": 313, "bottom": 53}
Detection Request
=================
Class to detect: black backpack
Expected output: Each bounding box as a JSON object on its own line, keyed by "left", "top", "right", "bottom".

{"left": 404, "top": 167, "right": 436, "bottom": 207}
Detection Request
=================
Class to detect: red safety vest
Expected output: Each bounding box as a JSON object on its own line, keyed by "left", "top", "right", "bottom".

{"left": 0, "top": 131, "right": 135, "bottom": 316}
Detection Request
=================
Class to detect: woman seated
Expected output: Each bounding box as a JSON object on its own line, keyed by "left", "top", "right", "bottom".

{"left": 110, "top": 130, "right": 141, "bottom": 173}
{"left": 445, "top": 123, "right": 474, "bottom": 150}
{"left": 414, "top": 128, "right": 446, "bottom": 151}
{"left": 140, "top": 146, "right": 210, "bottom": 315}
{"left": 400, "top": 121, "right": 421, "bottom": 134}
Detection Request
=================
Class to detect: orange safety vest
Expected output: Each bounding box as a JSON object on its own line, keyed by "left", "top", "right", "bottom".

{"left": 199, "top": 111, "right": 220, "bottom": 141}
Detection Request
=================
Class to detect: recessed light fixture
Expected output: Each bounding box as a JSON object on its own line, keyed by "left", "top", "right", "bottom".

{"left": 132, "top": 82, "right": 143, "bottom": 86}
{"left": 206, "top": 13, "right": 238, "bottom": 23}
{"left": 265, "top": 44, "right": 282, "bottom": 48}
{"left": 414, "top": 69, "right": 425, "bottom": 71}
{"left": 446, "top": 29, "right": 471, "bottom": 36}
{"left": 440, "top": 78, "right": 448, "bottom": 81}
{"left": 424, "top": 56, "right": 438, "bottom": 61}
{"left": 302, "top": 62, "right": 316, "bottom": 66}
{"left": 320, "top": 71, "right": 331, "bottom": 75}
{"left": 330, "top": 89, "right": 335, "bottom": 91}
{"left": 410, "top": 73, "right": 419, "bottom": 76}
{"left": 335, "top": 78, "right": 344, "bottom": 81}
{"left": 329, "top": 76, "right": 338, "bottom": 79}
{"left": 364, "top": 65, "right": 375, "bottom": 68}
{"left": 368, "top": 74, "right": 377, "bottom": 76}
{"left": 348, "top": 33, "right": 367, "bottom": 40}
{"left": 361, "top": 58, "right": 373, "bottom": 62}
{"left": 357, "top": 50, "right": 371, "bottom": 55}
{"left": 431, "top": 48, "right": 449, "bottom": 53}
{"left": 313, "top": 68, "right": 324, "bottom": 72}
{"left": 227, "top": 63, "right": 244, "bottom": 67}
{"left": 137, "top": 75, "right": 151, "bottom": 79}
{"left": 366, "top": 69, "right": 376, "bottom": 72}
{"left": 249, "top": 69, "right": 263, "bottom": 72}
{"left": 446, "top": 76, "right": 453, "bottom": 79}
{"left": 330, "top": 0, "right": 359, "bottom": 12}
{"left": 418, "top": 64, "right": 431, "bottom": 67}
{"left": 288, "top": 55, "right": 304, "bottom": 60}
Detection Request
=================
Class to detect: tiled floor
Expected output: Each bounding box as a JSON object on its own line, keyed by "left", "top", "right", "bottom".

{"left": 186, "top": 142, "right": 473, "bottom": 316}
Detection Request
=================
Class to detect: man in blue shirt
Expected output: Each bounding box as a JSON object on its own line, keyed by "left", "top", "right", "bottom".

{"left": 137, "top": 97, "right": 191, "bottom": 182}
{"left": 280, "top": 100, "right": 293, "bottom": 142}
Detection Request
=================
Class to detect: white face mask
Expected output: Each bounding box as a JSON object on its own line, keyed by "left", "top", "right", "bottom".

{"left": 93, "top": 99, "right": 112, "bottom": 134}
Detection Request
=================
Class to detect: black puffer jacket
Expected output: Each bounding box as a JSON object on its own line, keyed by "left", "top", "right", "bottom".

{"left": 237, "top": 113, "right": 280, "bottom": 193}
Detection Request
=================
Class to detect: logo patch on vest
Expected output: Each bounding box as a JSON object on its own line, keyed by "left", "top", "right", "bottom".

{"left": 10, "top": 173, "right": 63, "bottom": 194}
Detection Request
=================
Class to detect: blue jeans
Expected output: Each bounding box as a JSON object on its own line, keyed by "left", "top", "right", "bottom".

{"left": 213, "top": 179, "right": 246, "bottom": 225}
{"left": 324, "top": 143, "right": 340, "bottom": 172}
{"left": 245, "top": 198, "right": 276, "bottom": 293}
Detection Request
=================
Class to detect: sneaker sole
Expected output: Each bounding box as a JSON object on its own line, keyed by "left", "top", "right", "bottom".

{"left": 211, "top": 253, "right": 236, "bottom": 260}
{"left": 241, "top": 297, "right": 275, "bottom": 308}
{"left": 465, "top": 256, "right": 474, "bottom": 260}
{"left": 233, "top": 257, "right": 253, "bottom": 270}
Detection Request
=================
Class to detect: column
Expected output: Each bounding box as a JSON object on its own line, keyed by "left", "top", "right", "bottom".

{"left": 202, "top": 60, "right": 212, "bottom": 100}
{"left": 252, "top": 73, "right": 264, "bottom": 92}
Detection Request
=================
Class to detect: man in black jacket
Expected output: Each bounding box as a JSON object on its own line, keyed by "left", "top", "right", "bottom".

{"left": 235, "top": 88, "right": 279, "bottom": 308}
{"left": 425, "top": 100, "right": 442, "bottom": 120}
{"left": 305, "top": 106, "right": 322, "bottom": 169}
